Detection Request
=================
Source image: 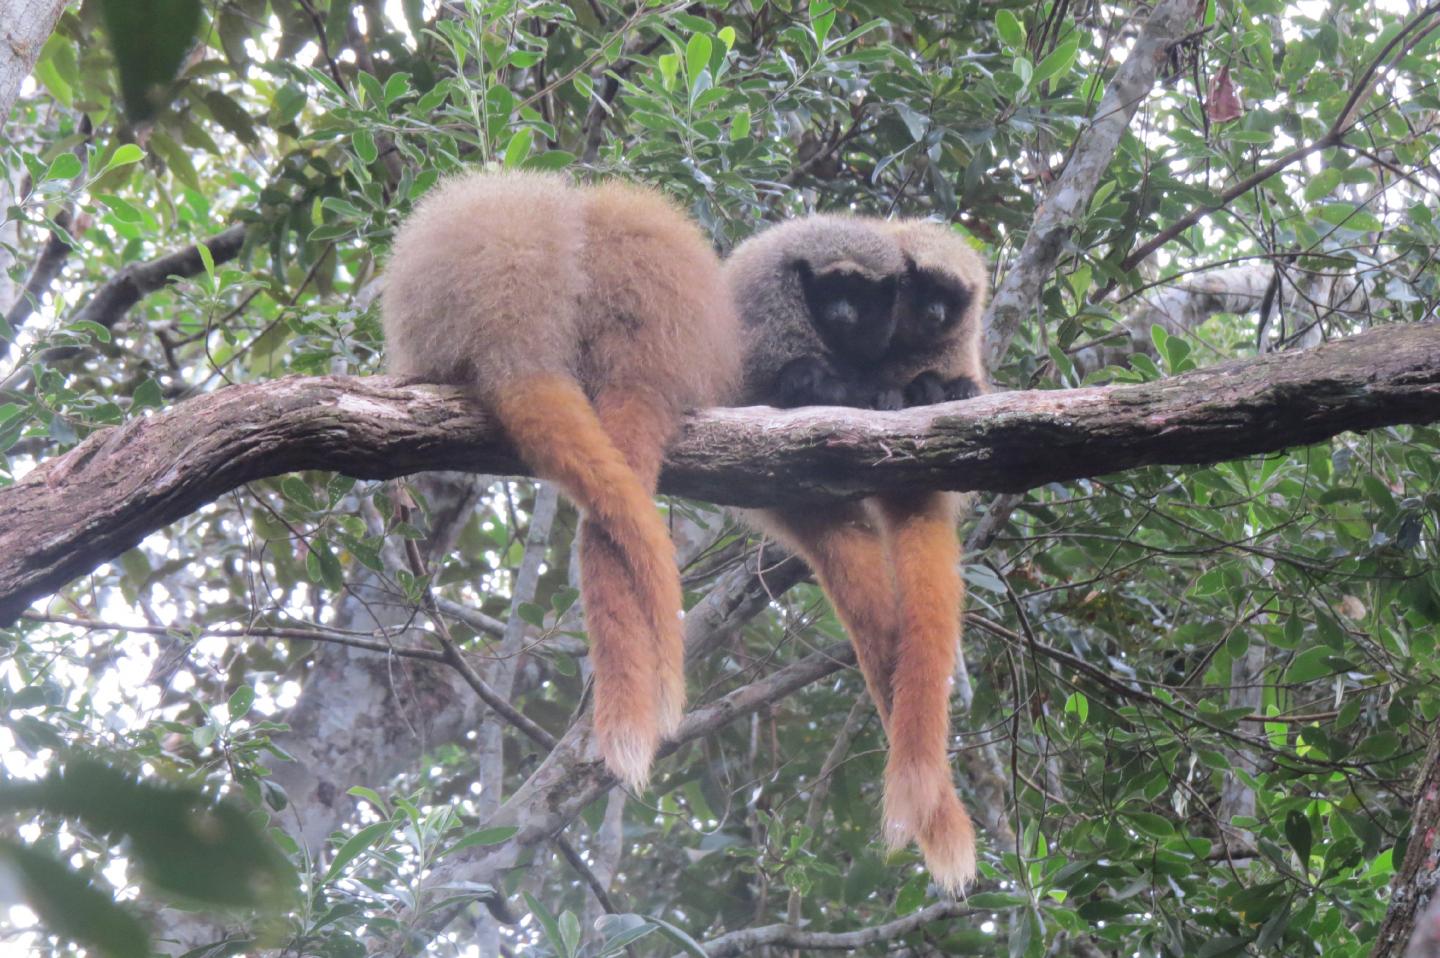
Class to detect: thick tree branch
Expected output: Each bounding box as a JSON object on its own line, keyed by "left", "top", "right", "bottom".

{"left": 0, "top": 321, "right": 1437, "bottom": 625}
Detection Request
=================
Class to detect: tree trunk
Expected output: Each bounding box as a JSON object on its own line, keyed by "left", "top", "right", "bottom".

{"left": 0, "top": 0, "right": 69, "bottom": 131}
{"left": 1371, "top": 719, "right": 1440, "bottom": 958}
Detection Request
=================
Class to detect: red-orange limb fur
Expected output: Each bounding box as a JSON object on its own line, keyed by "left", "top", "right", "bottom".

{"left": 491, "top": 375, "right": 682, "bottom": 789}
{"left": 753, "top": 505, "right": 901, "bottom": 726}
{"left": 582, "top": 388, "right": 687, "bottom": 738}
{"left": 872, "top": 491, "right": 978, "bottom": 894}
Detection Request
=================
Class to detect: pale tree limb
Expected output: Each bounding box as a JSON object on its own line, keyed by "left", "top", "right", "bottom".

{"left": 2, "top": 320, "right": 1437, "bottom": 627}
{"left": 0, "top": 0, "right": 69, "bottom": 131}
{"left": 399, "top": 643, "right": 855, "bottom": 951}
{"left": 984, "top": 0, "right": 1198, "bottom": 361}
{"left": 694, "top": 899, "right": 971, "bottom": 956}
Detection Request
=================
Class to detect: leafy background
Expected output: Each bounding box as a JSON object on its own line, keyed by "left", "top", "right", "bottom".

{"left": 1, "top": 0, "right": 1438, "bottom": 956}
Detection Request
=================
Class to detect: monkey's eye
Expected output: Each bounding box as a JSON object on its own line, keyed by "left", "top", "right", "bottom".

{"left": 921, "top": 299, "right": 949, "bottom": 328}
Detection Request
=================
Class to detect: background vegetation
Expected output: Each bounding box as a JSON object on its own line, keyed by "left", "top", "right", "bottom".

{"left": 1, "top": 0, "right": 1438, "bottom": 956}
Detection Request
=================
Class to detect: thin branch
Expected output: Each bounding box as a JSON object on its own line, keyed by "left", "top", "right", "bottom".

{"left": 696, "top": 899, "right": 972, "bottom": 956}
{"left": 985, "top": 0, "right": 1198, "bottom": 361}
{"left": 1115, "top": 1, "right": 1440, "bottom": 277}
{"left": 19, "top": 610, "right": 450, "bottom": 661}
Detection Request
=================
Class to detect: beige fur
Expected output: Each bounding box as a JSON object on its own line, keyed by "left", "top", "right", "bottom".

{"left": 382, "top": 170, "right": 740, "bottom": 787}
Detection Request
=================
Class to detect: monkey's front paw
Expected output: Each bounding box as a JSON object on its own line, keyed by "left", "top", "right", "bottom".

{"left": 902, "top": 370, "right": 949, "bottom": 407}
{"left": 870, "top": 386, "right": 906, "bottom": 411}
{"left": 942, "top": 375, "right": 981, "bottom": 401}
{"left": 773, "top": 356, "right": 851, "bottom": 408}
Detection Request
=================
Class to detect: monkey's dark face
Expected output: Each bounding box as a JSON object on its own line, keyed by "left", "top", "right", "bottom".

{"left": 794, "top": 259, "right": 900, "bottom": 363}
{"left": 892, "top": 264, "right": 974, "bottom": 352}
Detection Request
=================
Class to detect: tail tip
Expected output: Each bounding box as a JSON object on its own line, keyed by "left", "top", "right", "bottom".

{"left": 883, "top": 767, "right": 979, "bottom": 896}
{"left": 919, "top": 812, "right": 979, "bottom": 896}
{"left": 597, "top": 723, "right": 658, "bottom": 791}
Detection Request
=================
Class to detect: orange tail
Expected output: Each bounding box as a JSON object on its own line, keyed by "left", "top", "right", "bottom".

{"left": 874, "top": 491, "right": 978, "bottom": 894}
{"left": 751, "top": 505, "right": 901, "bottom": 725}
{"left": 492, "top": 375, "right": 682, "bottom": 789}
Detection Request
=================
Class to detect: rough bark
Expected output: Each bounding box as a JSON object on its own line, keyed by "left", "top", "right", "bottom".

{"left": 1371, "top": 719, "right": 1440, "bottom": 958}
{"left": 0, "top": 0, "right": 68, "bottom": 132}
{"left": 1, "top": 320, "right": 1437, "bottom": 625}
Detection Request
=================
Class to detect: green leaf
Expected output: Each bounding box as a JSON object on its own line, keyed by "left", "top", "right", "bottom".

{"left": 96, "top": 194, "right": 143, "bottom": 224}
{"left": 809, "top": 0, "right": 836, "bottom": 49}
{"left": 227, "top": 685, "right": 255, "bottom": 720}
{"left": 525, "top": 893, "right": 567, "bottom": 957}
{"left": 1033, "top": 34, "right": 1080, "bottom": 85}
{"left": 0, "top": 838, "right": 148, "bottom": 958}
{"left": 325, "top": 820, "right": 397, "bottom": 882}
{"left": 132, "top": 378, "right": 163, "bottom": 411}
{"left": 96, "top": 0, "right": 202, "bottom": 122}
{"left": 437, "top": 826, "right": 519, "bottom": 858}
{"left": 196, "top": 239, "right": 215, "bottom": 284}
{"left": 99, "top": 144, "right": 145, "bottom": 176}
{"left": 0, "top": 761, "right": 296, "bottom": 908}
{"left": 730, "top": 108, "right": 751, "bottom": 141}
{"left": 685, "top": 34, "right": 712, "bottom": 89}
{"left": 1283, "top": 645, "right": 1337, "bottom": 684}
{"left": 383, "top": 72, "right": 412, "bottom": 106}
{"left": 1302, "top": 168, "right": 1342, "bottom": 202}
{"left": 45, "top": 153, "right": 82, "bottom": 181}
{"left": 503, "top": 128, "right": 534, "bottom": 168}
{"left": 281, "top": 477, "right": 318, "bottom": 511}
{"left": 1284, "top": 809, "right": 1312, "bottom": 865}
{"left": 648, "top": 916, "right": 708, "bottom": 957}
{"left": 559, "top": 911, "right": 581, "bottom": 958}
{"left": 995, "top": 9, "right": 1024, "bottom": 48}
{"left": 1124, "top": 811, "right": 1175, "bottom": 838}
{"left": 1317, "top": 203, "right": 1383, "bottom": 232}
{"left": 354, "top": 130, "right": 378, "bottom": 165}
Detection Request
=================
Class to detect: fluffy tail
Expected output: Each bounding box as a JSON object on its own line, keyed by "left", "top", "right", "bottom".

{"left": 492, "top": 374, "right": 683, "bottom": 789}
{"left": 875, "top": 492, "right": 978, "bottom": 894}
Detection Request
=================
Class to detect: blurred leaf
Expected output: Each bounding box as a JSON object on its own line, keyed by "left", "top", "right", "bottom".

{"left": 96, "top": 0, "right": 202, "bottom": 122}
{"left": 0, "top": 839, "right": 148, "bottom": 958}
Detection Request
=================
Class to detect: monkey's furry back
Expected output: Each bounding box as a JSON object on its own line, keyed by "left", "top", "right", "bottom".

{"left": 381, "top": 170, "right": 739, "bottom": 412}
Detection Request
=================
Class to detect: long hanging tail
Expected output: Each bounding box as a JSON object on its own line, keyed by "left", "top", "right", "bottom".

{"left": 874, "top": 491, "right": 978, "bottom": 895}
{"left": 491, "top": 374, "right": 683, "bottom": 789}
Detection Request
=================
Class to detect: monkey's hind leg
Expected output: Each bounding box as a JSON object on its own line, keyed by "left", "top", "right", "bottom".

{"left": 873, "top": 491, "right": 978, "bottom": 895}
{"left": 752, "top": 505, "right": 901, "bottom": 725}
{"left": 491, "top": 375, "right": 680, "bottom": 790}
{"left": 582, "top": 387, "right": 687, "bottom": 739}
